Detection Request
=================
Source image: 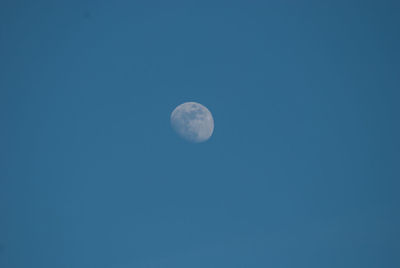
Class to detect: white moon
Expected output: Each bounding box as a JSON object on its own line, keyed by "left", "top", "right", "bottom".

{"left": 170, "top": 102, "right": 214, "bottom": 143}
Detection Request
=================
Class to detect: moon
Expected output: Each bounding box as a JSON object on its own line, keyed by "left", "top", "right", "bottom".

{"left": 170, "top": 102, "right": 214, "bottom": 143}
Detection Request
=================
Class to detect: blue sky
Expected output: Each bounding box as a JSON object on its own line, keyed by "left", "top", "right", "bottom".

{"left": 1, "top": 1, "right": 399, "bottom": 267}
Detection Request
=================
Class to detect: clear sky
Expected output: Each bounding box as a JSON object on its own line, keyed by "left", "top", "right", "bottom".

{"left": 1, "top": 1, "right": 399, "bottom": 267}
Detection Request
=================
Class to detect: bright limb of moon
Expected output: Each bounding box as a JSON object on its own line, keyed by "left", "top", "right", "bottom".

{"left": 170, "top": 102, "right": 214, "bottom": 143}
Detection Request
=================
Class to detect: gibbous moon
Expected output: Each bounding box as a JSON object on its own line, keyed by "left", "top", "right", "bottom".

{"left": 170, "top": 102, "right": 214, "bottom": 143}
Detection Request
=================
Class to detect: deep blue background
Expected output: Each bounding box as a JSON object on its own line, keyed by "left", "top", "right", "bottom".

{"left": 1, "top": 1, "right": 399, "bottom": 267}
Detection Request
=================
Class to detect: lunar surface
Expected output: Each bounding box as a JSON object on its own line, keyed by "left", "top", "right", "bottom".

{"left": 170, "top": 102, "right": 214, "bottom": 143}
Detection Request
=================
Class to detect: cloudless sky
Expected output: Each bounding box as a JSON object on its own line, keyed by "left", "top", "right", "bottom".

{"left": 1, "top": 0, "right": 399, "bottom": 267}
